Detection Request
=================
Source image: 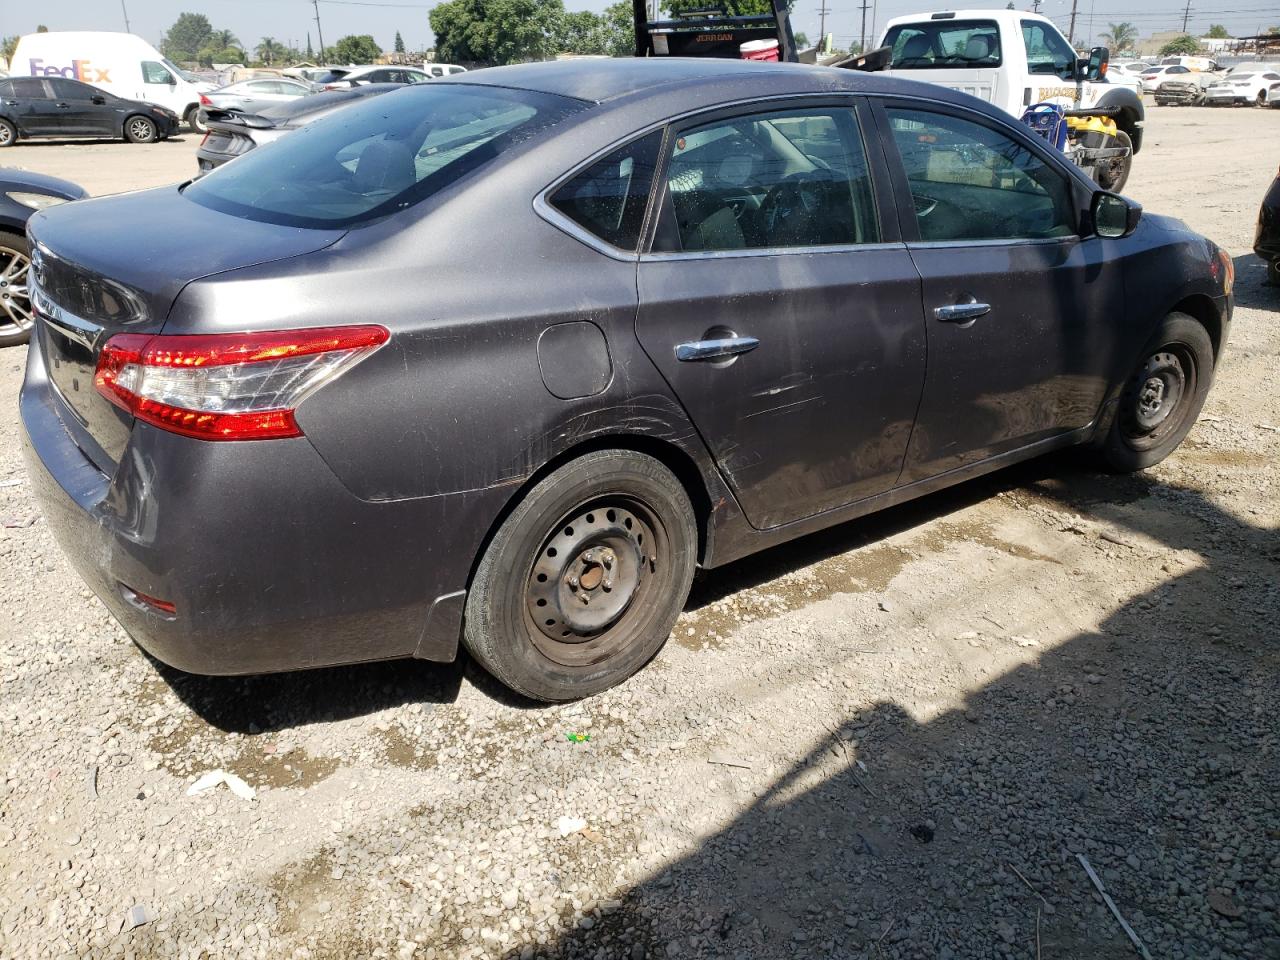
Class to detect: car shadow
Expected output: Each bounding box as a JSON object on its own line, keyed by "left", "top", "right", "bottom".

{"left": 503, "top": 479, "right": 1278, "bottom": 959}
{"left": 1232, "top": 253, "right": 1277, "bottom": 307}
{"left": 10, "top": 136, "right": 189, "bottom": 147}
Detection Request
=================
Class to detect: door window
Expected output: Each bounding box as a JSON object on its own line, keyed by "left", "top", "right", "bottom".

{"left": 10, "top": 78, "right": 49, "bottom": 99}
{"left": 887, "top": 108, "right": 1073, "bottom": 242}
{"left": 47, "top": 78, "right": 90, "bottom": 100}
{"left": 1021, "top": 20, "right": 1077, "bottom": 79}
{"left": 142, "top": 61, "right": 173, "bottom": 85}
{"left": 550, "top": 131, "right": 662, "bottom": 251}
{"left": 654, "top": 107, "right": 879, "bottom": 253}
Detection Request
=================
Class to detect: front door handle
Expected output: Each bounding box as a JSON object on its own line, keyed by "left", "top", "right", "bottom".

{"left": 675, "top": 336, "right": 760, "bottom": 362}
{"left": 933, "top": 301, "right": 991, "bottom": 324}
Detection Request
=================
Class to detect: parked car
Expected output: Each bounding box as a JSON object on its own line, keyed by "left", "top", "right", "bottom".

{"left": 198, "top": 77, "right": 313, "bottom": 117}
{"left": 11, "top": 31, "right": 208, "bottom": 132}
{"left": 0, "top": 75, "right": 180, "bottom": 146}
{"left": 1256, "top": 165, "right": 1280, "bottom": 285}
{"left": 425, "top": 63, "right": 468, "bottom": 78}
{"left": 0, "top": 168, "right": 85, "bottom": 346}
{"left": 20, "top": 60, "right": 1233, "bottom": 701}
{"left": 1140, "top": 64, "right": 1193, "bottom": 92}
{"left": 195, "top": 84, "right": 400, "bottom": 175}
{"left": 1205, "top": 69, "right": 1280, "bottom": 106}
{"left": 1112, "top": 60, "right": 1156, "bottom": 79}
{"left": 1267, "top": 80, "right": 1280, "bottom": 107}
{"left": 1154, "top": 72, "right": 1214, "bottom": 105}
{"left": 320, "top": 64, "right": 433, "bottom": 89}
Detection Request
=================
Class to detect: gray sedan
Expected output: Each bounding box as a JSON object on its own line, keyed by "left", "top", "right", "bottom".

{"left": 199, "top": 77, "right": 313, "bottom": 116}
{"left": 20, "top": 60, "right": 1232, "bottom": 701}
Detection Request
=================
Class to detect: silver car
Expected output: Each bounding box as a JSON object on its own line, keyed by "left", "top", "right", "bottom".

{"left": 199, "top": 77, "right": 313, "bottom": 116}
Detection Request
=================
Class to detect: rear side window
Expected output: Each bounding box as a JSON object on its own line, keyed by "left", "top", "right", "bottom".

{"left": 10, "top": 78, "right": 48, "bottom": 98}
{"left": 142, "top": 61, "right": 172, "bottom": 85}
{"left": 185, "top": 84, "right": 584, "bottom": 229}
{"left": 654, "top": 107, "right": 879, "bottom": 253}
{"left": 884, "top": 20, "right": 1002, "bottom": 70}
{"left": 549, "top": 131, "right": 662, "bottom": 251}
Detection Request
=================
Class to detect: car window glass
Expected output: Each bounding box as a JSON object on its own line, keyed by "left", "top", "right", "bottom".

{"left": 47, "top": 78, "right": 87, "bottom": 99}
{"left": 1021, "top": 21, "right": 1077, "bottom": 79}
{"left": 11, "top": 78, "right": 47, "bottom": 98}
{"left": 655, "top": 108, "right": 879, "bottom": 253}
{"left": 185, "top": 84, "right": 583, "bottom": 229}
{"left": 1171, "top": 66, "right": 1189, "bottom": 74}
{"left": 884, "top": 20, "right": 1002, "bottom": 70}
{"left": 550, "top": 130, "right": 662, "bottom": 250}
{"left": 887, "top": 108, "right": 1073, "bottom": 242}
{"left": 142, "top": 61, "right": 172, "bottom": 85}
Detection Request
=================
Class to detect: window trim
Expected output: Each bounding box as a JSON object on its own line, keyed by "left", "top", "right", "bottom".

{"left": 869, "top": 94, "right": 1089, "bottom": 246}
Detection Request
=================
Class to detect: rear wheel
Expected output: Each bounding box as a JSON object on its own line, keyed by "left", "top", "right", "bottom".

{"left": 0, "top": 232, "right": 33, "bottom": 347}
{"left": 1091, "top": 129, "right": 1133, "bottom": 193}
{"left": 0, "top": 119, "right": 16, "bottom": 148}
{"left": 124, "top": 115, "right": 157, "bottom": 144}
{"left": 1257, "top": 90, "right": 1268, "bottom": 107}
{"left": 1097, "top": 312, "right": 1214, "bottom": 472}
{"left": 464, "top": 450, "right": 697, "bottom": 702}
{"left": 185, "top": 106, "right": 208, "bottom": 134}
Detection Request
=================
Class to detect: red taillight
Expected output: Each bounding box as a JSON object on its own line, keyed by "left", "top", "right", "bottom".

{"left": 94, "top": 326, "right": 389, "bottom": 441}
{"left": 199, "top": 93, "right": 212, "bottom": 106}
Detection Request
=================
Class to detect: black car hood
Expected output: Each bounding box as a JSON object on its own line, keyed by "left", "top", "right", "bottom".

{"left": 28, "top": 185, "right": 345, "bottom": 322}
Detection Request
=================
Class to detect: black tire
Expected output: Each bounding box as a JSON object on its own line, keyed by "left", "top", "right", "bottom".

{"left": 1267, "top": 258, "right": 1280, "bottom": 287}
{"left": 1091, "top": 129, "right": 1133, "bottom": 193}
{"left": 464, "top": 450, "right": 697, "bottom": 702}
{"left": 124, "top": 115, "right": 157, "bottom": 144}
{"left": 0, "top": 118, "right": 16, "bottom": 148}
{"left": 0, "top": 231, "right": 33, "bottom": 348}
{"left": 185, "top": 107, "right": 208, "bottom": 135}
{"left": 1097, "top": 312, "right": 1215, "bottom": 472}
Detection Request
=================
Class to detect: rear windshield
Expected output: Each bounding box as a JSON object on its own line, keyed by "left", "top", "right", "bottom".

{"left": 184, "top": 84, "right": 583, "bottom": 229}
{"left": 884, "top": 19, "right": 1002, "bottom": 70}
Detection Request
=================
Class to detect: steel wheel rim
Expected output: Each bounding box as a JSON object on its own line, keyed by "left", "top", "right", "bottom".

{"left": 524, "top": 496, "right": 666, "bottom": 668}
{"left": 0, "top": 125, "right": 12, "bottom": 146}
{"left": 0, "top": 244, "right": 32, "bottom": 334}
{"left": 1120, "top": 346, "right": 1196, "bottom": 451}
{"left": 129, "top": 118, "right": 153, "bottom": 141}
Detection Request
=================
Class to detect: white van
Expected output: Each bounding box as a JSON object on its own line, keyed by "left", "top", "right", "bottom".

{"left": 12, "top": 32, "right": 207, "bottom": 131}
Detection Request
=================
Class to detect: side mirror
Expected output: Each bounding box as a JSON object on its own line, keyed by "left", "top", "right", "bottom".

{"left": 1086, "top": 46, "right": 1110, "bottom": 81}
{"left": 1093, "top": 191, "right": 1141, "bottom": 238}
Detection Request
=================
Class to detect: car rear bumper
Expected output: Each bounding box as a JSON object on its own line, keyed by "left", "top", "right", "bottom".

{"left": 1205, "top": 93, "right": 1249, "bottom": 105}
{"left": 19, "top": 342, "right": 498, "bottom": 676}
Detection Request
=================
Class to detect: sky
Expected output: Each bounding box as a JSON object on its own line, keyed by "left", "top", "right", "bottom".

{"left": 6, "top": 0, "right": 1279, "bottom": 58}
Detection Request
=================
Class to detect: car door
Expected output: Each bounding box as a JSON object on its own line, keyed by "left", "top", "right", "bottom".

{"left": 43, "top": 78, "right": 105, "bottom": 136}
{"left": 4, "top": 78, "right": 58, "bottom": 135}
{"left": 635, "top": 101, "right": 927, "bottom": 529}
{"left": 875, "top": 100, "right": 1124, "bottom": 483}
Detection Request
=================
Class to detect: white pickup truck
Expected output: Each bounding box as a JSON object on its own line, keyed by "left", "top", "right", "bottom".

{"left": 875, "top": 10, "right": 1145, "bottom": 190}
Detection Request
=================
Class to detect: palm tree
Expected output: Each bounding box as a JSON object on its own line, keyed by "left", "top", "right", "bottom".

{"left": 1100, "top": 22, "right": 1137, "bottom": 52}
{"left": 210, "top": 29, "right": 239, "bottom": 50}
{"left": 256, "top": 37, "right": 283, "bottom": 65}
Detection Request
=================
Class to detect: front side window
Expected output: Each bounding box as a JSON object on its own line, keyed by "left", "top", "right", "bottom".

{"left": 884, "top": 20, "right": 1002, "bottom": 70}
{"left": 887, "top": 108, "right": 1073, "bottom": 242}
{"left": 654, "top": 107, "right": 879, "bottom": 253}
{"left": 1021, "top": 20, "right": 1078, "bottom": 79}
{"left": 141, "top": 61, "right": 173, "bottom": 85}
{"left": 10, "top": 78, "right": 48, "bottom": 99}
{"left": 549, "top": 131, "right": 662, "bottom": 251}
{"left": 184, "top": 84, "right": 583, "bottom": 228}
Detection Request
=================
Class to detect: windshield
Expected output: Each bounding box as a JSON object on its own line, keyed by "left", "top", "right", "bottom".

{"left": 184, "top": 84, "right": 583, "bottom": 229}
{"left": 1021, "top": 20, "right": 1077, "bottom": 79}
{"left": 884, "top": 19, "right": 1002, "bottom": 70}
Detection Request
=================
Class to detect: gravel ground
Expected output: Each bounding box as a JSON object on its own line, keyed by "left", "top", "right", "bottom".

{"left": 1, "top": 105, "right": 1278, "bottom": 960}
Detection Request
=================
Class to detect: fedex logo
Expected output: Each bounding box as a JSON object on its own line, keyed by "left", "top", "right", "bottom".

{"left": 28, "top": 59, "right": 112, "bottom": 83}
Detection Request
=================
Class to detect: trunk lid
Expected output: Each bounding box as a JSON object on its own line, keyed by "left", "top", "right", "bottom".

{"left": 28, "top": 187, "right": 344, "bottom": 472}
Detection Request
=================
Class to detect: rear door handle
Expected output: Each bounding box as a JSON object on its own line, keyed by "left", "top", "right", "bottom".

{"left": 933, "top": 301, "right": 991, "bottom": 324}
{"left": 675, "top": 336, "right": 760, "bottom": 362}
{"left": 55, "top": 102, "right": 71, "bottom": 108}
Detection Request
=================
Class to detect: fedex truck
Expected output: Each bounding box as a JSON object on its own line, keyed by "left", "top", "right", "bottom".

{"left": 12, "top": 32, "right": 208, "bottom": 132}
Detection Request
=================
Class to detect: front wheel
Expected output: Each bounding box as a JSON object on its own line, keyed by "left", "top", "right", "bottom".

{"left": 0, "top": 119, "right": 16, "bottom": 148}
{"left": 0, "top": 231, "right": 33, "bottom": 347}
{"left": 464, "top": 450, "right": 698, "bottom": 702}
{"left": 1091, "top": 129, "right": 1133, "bottom": 193}
{"left": 1097, "top": 313, "right": 1215, "bottom": 472}
{"left": 124, "top": 115, "right": 157, "bottom": 144}
{"left": 185, "top": 107, "right": 208, "bottom": 134}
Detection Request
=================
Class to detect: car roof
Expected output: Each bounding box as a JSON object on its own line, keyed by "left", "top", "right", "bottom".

{"left": 441, "top": 57, "right": 947, "bottom": 106}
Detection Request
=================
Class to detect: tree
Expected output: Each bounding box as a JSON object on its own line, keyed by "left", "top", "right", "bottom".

{"left": 430, "top": 0, "right": 567, "bottom": 65}
{"left": 1205, "top": 24, "right": 1229, "bottom": 38}
{"left": 306, "top": 34, "right": 315, "bottom": 59}
{"left": 395, "top": 30, "right": 406, "bottom": 53}
{"left": 162, "top": 12, "right": 213, "bottom": 61}
{"left": 558, "top": 10, "right": 610, "bottom": 54}
{"left": 36, "top": 25, "right": 49, "bottom": 33}
{"left": 1100, "top": 22, "right": 1137, "bottom": 52}
{"left": 328, "top": 34, "right": 382, "bottom": 64}
{"left": 794, "top": 30, "right": 809, "bottom": 48}
{"left": 1159, "top": 34, "right": 1200, "bottom": 55}
{"left": 664, "top": 0, "right": 780, "bottom": 16}
{"left": 1, "top": 36, "right": 19, "bottom": 62}
{"left": 601, "top": 0, "right": 635, "bottom": 56}
{"left": 256, "top": 37, "right": 284, "bottom": 65}
{"left": 210, "top": 29, "right": 239, "bottom": 50}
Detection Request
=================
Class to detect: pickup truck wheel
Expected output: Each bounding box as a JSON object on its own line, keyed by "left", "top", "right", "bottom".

{"left": 0, "top": 232, "right": 33, "bottom": 347}
{"left": 185, "top": 107, "right": 208, "bottom": 134}
{"left": 1097, "top": 312, "right": 1214, "bottom": 472}
{"left": 1092, "top": 130, "right": 1132, "bottom": 193}
{"left": 124, "top": 115, "right": 157, "bottom": 144}
{"left": 464, "top": 450, "right": 697, "bottom": 702}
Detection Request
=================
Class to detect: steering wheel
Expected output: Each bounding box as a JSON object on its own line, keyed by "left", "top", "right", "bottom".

{"left": 759, "top": 173, "right": 830, "bottom": 244}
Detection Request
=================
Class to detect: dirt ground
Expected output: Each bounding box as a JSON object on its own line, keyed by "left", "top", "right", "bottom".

{"left": 0, "top": 106, "right": 1277, "bottom": 960}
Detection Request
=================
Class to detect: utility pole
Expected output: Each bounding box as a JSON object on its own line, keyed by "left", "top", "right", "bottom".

{"left": 1180, "top": 0, "right": 1192, "bottom": 32}
{"left": 818, "top": 2, "right": 832, "bottom": 49}
{"left": 120, "top": 0, "right": 131, "bottom": 32}
{"left": 1067, "top": 0, "right": 1078, "bottom": 43}
{"left": 312, "top": 0, "right": 328, "bottom": 65}
{"left": 858, "top": 0, "right": 871, "bottom": 54}
{"left": 1030, "top": 0, "right": 1042, "bottom": 12}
